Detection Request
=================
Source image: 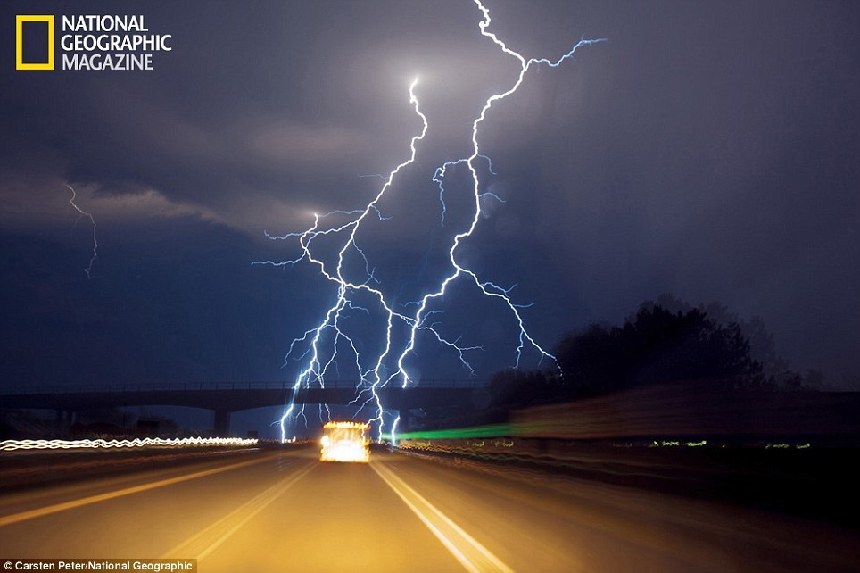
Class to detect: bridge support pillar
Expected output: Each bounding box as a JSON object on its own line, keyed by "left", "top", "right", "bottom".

{"left": 213, "top": 410, "right": 231, "bottom": 436}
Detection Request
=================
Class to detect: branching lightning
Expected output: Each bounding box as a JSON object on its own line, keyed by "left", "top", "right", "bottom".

{"left": 66, "top": 184, "right": 98, "bottom": 279}
{"left": 259, "top": 0, "right": 605, "bottom": 441}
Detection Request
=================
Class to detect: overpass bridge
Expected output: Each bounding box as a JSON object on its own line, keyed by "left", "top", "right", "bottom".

{"left": 0, "top": 380, "right": 490, "bottom": 435}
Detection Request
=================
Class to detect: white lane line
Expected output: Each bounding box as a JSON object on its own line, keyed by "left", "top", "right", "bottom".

{"left": 0, "top": 453, "right": 278, "bottom": 528}
{"left": 161, "top": 460, "right": 316, "bottom": 561}
{"left": 371, "top": 462, "right": 516, "bottom": 573}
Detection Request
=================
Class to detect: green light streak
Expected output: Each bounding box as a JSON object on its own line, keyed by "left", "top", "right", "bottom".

{"left": 396, "top": 423, "right": 515, "bottom": 440}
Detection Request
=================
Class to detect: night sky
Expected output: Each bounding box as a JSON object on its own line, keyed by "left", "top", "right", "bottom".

{"left": 3, "top": 0, "right": 859, "bottom": 429}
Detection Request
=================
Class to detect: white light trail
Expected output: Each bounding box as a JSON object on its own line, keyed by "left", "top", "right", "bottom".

{"left": 0, "top": 436, "right": 258, "bottom": 452}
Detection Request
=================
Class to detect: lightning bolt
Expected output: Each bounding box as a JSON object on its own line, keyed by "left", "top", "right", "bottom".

{"left": 390, "top": 415, "right": 400, "bottom": 446}
{"left": 260, "top": 1, "right": 605, "bottom": 442}
{"left": 66, "top": 184, "right": 98, "bottom": 279}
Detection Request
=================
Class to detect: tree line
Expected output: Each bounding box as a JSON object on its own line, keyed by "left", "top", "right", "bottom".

{"left": 487, "top": 295, "right": 822, "bottom": 414}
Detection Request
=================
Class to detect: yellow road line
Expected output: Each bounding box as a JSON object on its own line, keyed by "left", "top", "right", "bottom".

{"left": 0, "top": 453, "right": 278, "bottom": 528}
{"left": 371, "top": 462, "right": 516, "bottom": 573}
{"left": 161, "top": 461, "right": 316, "bottom": 561}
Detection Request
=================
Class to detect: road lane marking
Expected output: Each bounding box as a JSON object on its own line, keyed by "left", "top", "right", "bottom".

{"left": 161, "top": 460, "right": 316, "bottom": 561}
{"left": 371, "top": 462, "right": 516, "bottom": 573}
{"left": 0, "top": 453, "right": 278, "bottom": 528}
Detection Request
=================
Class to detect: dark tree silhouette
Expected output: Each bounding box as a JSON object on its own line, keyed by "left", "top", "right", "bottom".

{"left": 555, "top": 304, "right": 761, "bottom": 398}
{"left": 470, "top": 298, "right": 789, "bottom": 422}
{"left": 642, "top": 294, "right": 787, "bottom": 375}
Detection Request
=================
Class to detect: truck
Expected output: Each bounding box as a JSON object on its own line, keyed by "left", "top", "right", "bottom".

{"left": 319, "top": 421, "right": 370, "bottom": 462}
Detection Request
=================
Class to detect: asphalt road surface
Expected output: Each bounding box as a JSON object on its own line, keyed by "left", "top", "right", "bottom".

{"left": 1, "top": 448, "right": 857, "bottom": 572}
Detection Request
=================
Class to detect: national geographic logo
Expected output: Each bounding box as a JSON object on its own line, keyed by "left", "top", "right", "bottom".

{"left": 15, "top": 14, "right": 173, "bottom": 72}
{"left": 16, "top": 15, "right": 54, "bottom": 70}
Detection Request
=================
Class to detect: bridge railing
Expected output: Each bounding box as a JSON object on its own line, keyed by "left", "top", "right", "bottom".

{"left": 0, "top": 379, "right": 489, "bottom": 395}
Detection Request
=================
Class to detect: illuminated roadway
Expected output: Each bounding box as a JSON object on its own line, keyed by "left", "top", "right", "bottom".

{"left": 1, "top": 448, "right": 857, "bottom": 572}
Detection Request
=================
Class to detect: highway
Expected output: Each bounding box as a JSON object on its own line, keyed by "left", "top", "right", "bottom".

{"left": 1, "top": 448, "right": 858, "bottom": 572}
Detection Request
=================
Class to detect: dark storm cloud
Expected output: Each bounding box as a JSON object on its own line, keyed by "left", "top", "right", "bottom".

{"left": 1, "top": 0, "right": 509, "bottom": 232}
{"left": 1, "top": 0, "right": 859, "bottom": 393}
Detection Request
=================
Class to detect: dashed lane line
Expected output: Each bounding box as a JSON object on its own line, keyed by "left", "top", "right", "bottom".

{"left": 371, "top": 461, "right": 516, "bottom": 573}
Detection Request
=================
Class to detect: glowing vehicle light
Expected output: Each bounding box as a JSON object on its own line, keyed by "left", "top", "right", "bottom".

{"left": 0, "top": 436, "right": 258, "bottom": 452}
{"left": 320, "top": 421, "right": 370, "bottom": 463}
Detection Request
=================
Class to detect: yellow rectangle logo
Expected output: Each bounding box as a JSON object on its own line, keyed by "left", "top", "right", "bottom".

{"left": 16, "top": 15, "right": 55, "bottom": 71}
